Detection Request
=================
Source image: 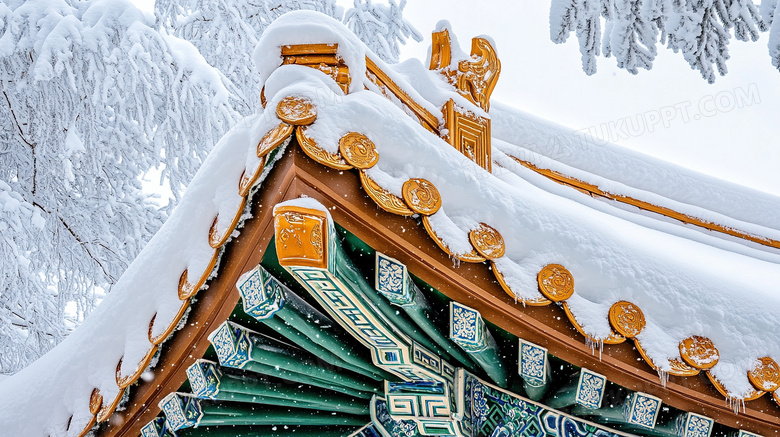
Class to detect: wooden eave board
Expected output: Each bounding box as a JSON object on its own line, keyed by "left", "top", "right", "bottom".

{"left": 101, "top": 143, "right": 779, "bottom": 436}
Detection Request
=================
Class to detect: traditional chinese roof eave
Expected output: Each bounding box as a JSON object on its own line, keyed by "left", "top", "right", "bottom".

{"left": 100, "top": 142, "right": 779, "bottom": 436}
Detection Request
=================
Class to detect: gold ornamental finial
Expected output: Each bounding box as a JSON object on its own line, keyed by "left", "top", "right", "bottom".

{"left": 429, "top": 27, "right": 501, "bottom": 112}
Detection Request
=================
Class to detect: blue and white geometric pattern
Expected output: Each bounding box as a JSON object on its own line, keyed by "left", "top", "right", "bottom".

{"left": 575, "top": 368, "right": 607, "bottom": 410}
{"left": 140, "top": 418, "right": 176, "bottom": 437}
{"left": 158, "top": 393, "right": 203, "bottom": 431}
{"left": 207, "top": 321, "right": 253, "bottom": 368}
{"left": 375, "top": 252, "right": 414, "bottom": 306}
{"left": 737, "top": 432, "right": 763, "bottom": 437}
{"left": 518, "top": 339, "right": 548, "bottom": 385}
{"left": 186, "top": 360, "right": 222, "bottom": 399}
{"left": 237, "top": 265, "right": 284, "bottom": 320}
{"left": 624, "top": 392, "right": 662, "bottom": 428}
{"left": 676, "top": 412, "right": 713, "bottom": 437}
{"left": 449, "top": 301, "right": 485, "bottom": 352}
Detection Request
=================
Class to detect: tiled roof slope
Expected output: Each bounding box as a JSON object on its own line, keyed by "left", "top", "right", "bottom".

{"left": 0, "top": 10, "right": 778, "bottom": 437}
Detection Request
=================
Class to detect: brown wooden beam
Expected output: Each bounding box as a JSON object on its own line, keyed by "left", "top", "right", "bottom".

{"left": 102, "top": 142, "right": 780, "bottom": 436}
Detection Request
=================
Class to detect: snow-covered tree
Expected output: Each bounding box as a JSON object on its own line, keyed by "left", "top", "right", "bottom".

{"left": 0, "top": 0, "right": 239, "bottom": 373}
{"left": 154, "top": 0, "right": 343, "bottom": 114}
{"left": 0, "top": 0, "right": 421, "bottom": 374}
{"left": 550, "top": 0, "right": 776, "bottom": 82}
{"left": 156, "top": 0, "right": 422, "bottom": 114}
{"left": 344, "top": 0, "right": 422, "bottom": 63}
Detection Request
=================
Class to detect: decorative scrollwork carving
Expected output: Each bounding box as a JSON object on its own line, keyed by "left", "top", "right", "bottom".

{"left": 457, "top": 37, "right": 500, "bottom": 112}
{"left": 429, "top": 28, "right": 500, "bottom": 112}
{"left": 468, "top": 223, "right": 505, "bottom": 260}
{"left": 679, "top": 336, "right": 720, "bottom": 370}
{"left": 359, "top": 171, "right": 414, "bottom": 216}
{"left": 296, "top": 127, "right": 352, "bottom": 170}
{"left": 748, "top": 357, "right": 780, "bottom": 392}
{"left": 402, "top": 178, "right": 442, "bottom": 215}
{"left": 537, "top": 264, "right": 574, "bottom": 302}
{"left": 608, "top": 301, "right": 646, "bottom": 338}
{"left": 276, "top": 96, "right": 317, "bottom": 126}
{"left": 339, "top": 132, "right": 379, "bottom": 169}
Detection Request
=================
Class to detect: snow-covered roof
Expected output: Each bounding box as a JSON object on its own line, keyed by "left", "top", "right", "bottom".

{"left": 2, "top": 10, "right": 780, "bottom": 436}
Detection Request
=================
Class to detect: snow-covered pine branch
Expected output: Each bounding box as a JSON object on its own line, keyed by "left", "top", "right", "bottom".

{"left": 344, "top": 0, "right": 422, "bottom": 63}
{"left": 0, "top": 0, "right": 238, "bottom": 373}
{"left": 550, "top": 0, "right": 775, "bottom": 82}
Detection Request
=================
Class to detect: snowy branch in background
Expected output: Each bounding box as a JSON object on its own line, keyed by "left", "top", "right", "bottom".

{"left": 154, "top": 0, "right": 342, "bottom": 114}
{"left": 550, "top": 0, "right": 776, "bottom": 82}
{"left": 344, "top": 0, "right": 422, "bottom": 63}
{"left": 0, "top": 0, "right": 238, "bottom": 373}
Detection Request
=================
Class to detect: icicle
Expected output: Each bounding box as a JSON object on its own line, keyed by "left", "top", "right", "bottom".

{"left": 656, "top": 369, "right": 668, "bottom": 388}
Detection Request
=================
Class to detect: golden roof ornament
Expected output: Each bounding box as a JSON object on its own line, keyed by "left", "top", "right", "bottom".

{"left": 429, "top": 27, "right": 501, "bottom": 112}
{"left": 429, "top": 25, "right": 500, "bottom": 174}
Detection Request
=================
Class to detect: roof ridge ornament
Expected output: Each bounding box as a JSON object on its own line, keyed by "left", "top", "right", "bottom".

{"left": 429, "top": 26, "right": 499, "bottom": 173}
{"left": 429, "top": 28, "right": 501, "bottom": 112}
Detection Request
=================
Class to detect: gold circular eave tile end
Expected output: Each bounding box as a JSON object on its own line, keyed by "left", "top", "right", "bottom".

{"left": 339, "top": 132, "right": 379, "bottom": 169}
{"left": 679, "top": 335, "right": 720, "bottom": 370}
{"left": 608, "top": 301, "right": 646, "bottom": 338}
{"left": 402, "top": 178, "right": 442, "bottom": 215}
{"left": 537, "top": 263, "right": 574, "bottom": 302}
{"left": 276, "top": 96, "right": 317, "bottom": 125}
{"left": 468, "top": 223, "right": 506, "bottom": 260}
{"left": 748, "top": 357, "right": 780, "bottom": 392}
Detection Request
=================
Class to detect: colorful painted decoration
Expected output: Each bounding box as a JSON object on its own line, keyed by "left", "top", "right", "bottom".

{"left": 468, "top": 223, "right": 505, "bottom": 260}
{"left": 375, "top": 252, "right": 413, "bottom": 306}
{"left": 339, "top": 132, "right": 379, "bottom": 169}
{"left": 676, "top": 412, "right": 714, "bottom": 437}
{"left": 608, "top": 301, "right": 646, "bottom": 338}
{"left": 450, "top": 301, "right": 488, "bottom": 353}
{"left": 186, "top": 360, "right": 222, "bottom": 399}
{"left": 518, "top": 339, "right": 548, "bottom": 386}
{"left": 624, "top": 392, "right": 662, "bottom": 428}
{"left": 402, "top": 178, "right": 442, "bottom": 215}
{"left": 158, "top": 393, "right": 204, "bottom": 431}
{"left": 207, "top": 321, "right": 253, "bottom": 369}
{"left": 575, "top": 368, "right": 607, "bottom": 410}
{"left": 679, "top": 336, "right": 720, "bottom": 370}
{"left": 747, "top": 357, "right": 780, "bottom": 392}
{"left": 276, "top": 95, "right": 317, "bottom": 125}
{"left": 236, "top": 264, "right": 285, "bottom": 319}
{"left": 537, "top": 264, "right": 574, "bottom": 302}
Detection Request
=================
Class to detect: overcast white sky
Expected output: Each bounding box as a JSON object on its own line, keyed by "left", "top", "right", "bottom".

{"left": 398, "top": 1, "right": 779, "bottom": 197}
{"left": 134, "top": 0, "right": 779, "bottom": 196}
